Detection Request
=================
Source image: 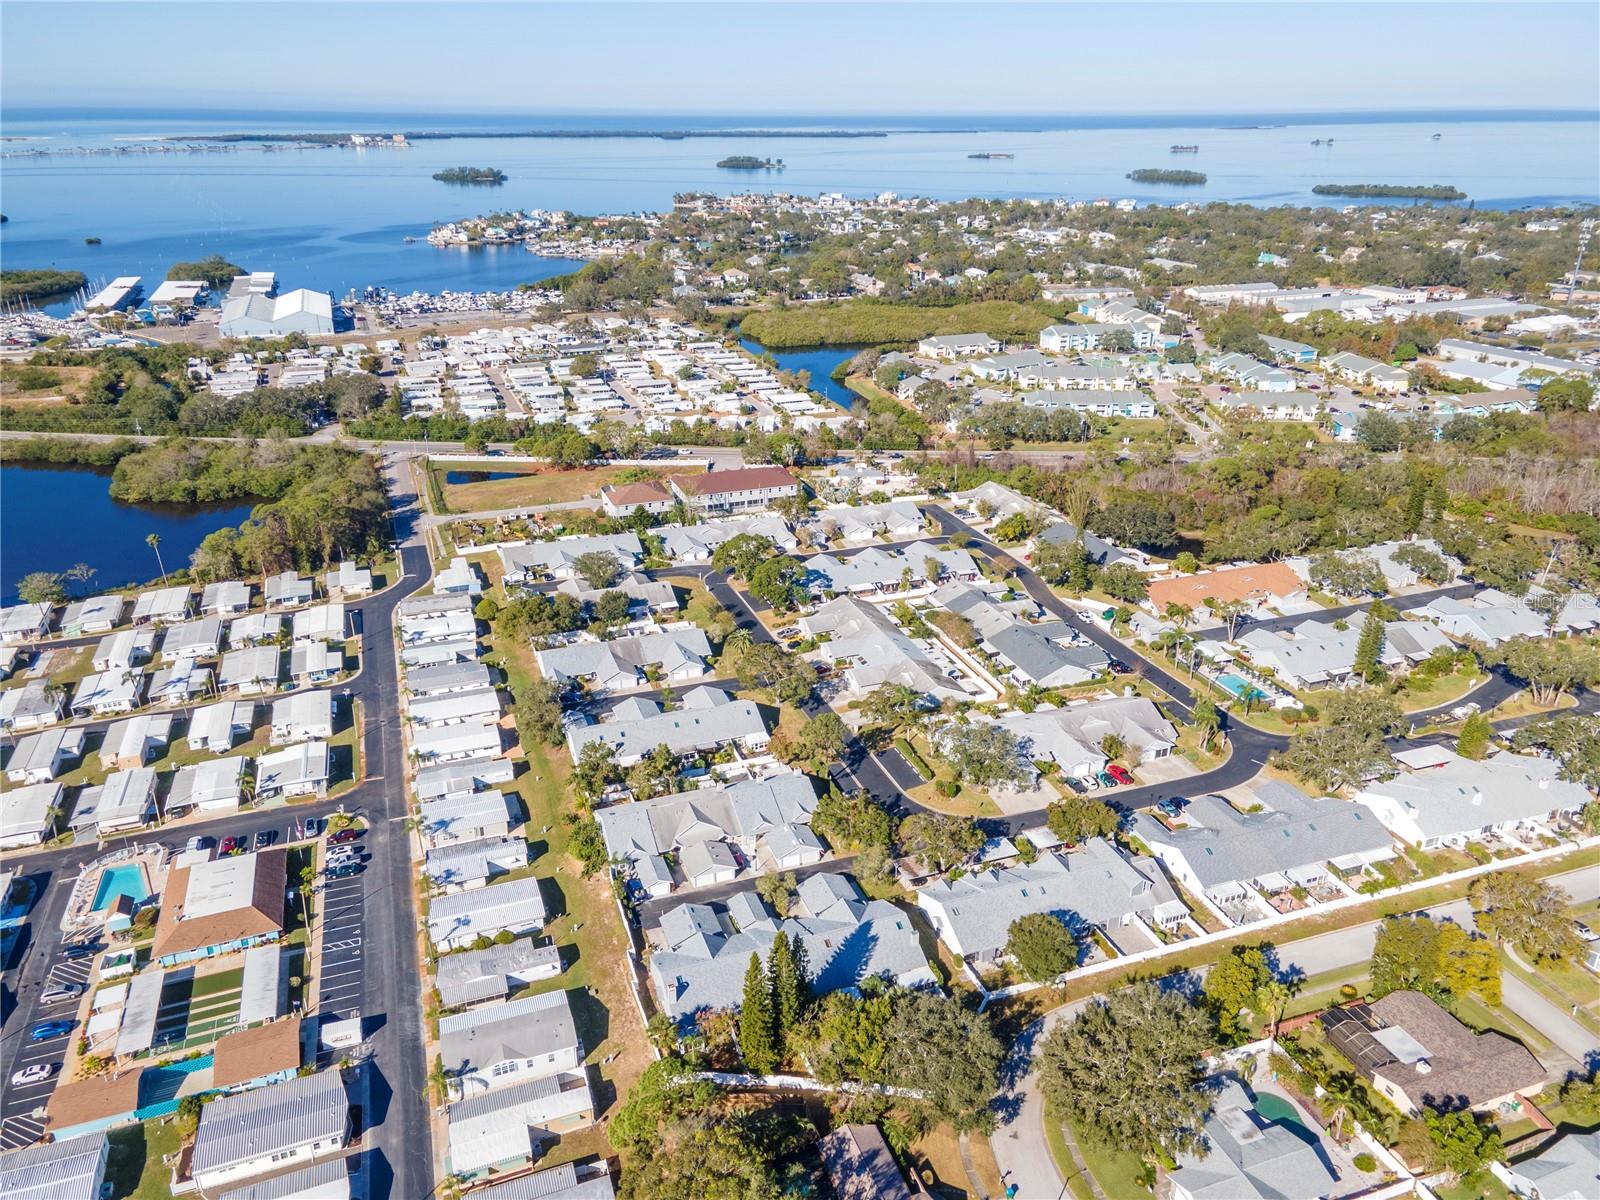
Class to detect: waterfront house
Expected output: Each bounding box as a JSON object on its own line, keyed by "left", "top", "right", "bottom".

{"left": 918, "top": 332, "right": 1002, "bottom": 359}
{"left": 152, "top": 848, "right": 286, "bottom": 966}
{"left": 131, "top": 586, "right": 194, "bottom": 626}
{"left": 325, "top": 560, "right": 374, "bottom": 597}
{"left": 60, "top": 594, "right": 126, "bottom": 636}
{"left": 254, "top": 741, "right": 330, "bottom": 799}
{"left": 200, "top": 580, "right": 252, "bottom": 615}
{"left": 0, "top": 602, "right": 54, "bottom": 643}
{"left": 189, "top": 1068, "right": 348, "bottom": 1192}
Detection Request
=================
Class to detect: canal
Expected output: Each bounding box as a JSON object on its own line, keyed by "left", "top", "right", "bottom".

{"left": 738, "top": 336, "right": 865, "bottom": 410}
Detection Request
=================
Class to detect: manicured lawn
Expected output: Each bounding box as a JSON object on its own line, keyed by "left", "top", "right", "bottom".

{"left": 327, "top": 698, "right": 363, "bottom": 796}
{"left": 1435, "top": 1173, "right": 1510, "bottom": 1200}
{"left": 1452, "top": 992, "right": 1550, "bottom": 1055}
{"left": 1067, "top": 1117, "right": 1152, "bottom": 1199}
{"left": 1396, "top": 668, "right": 1483, "bottom": 713}
{"left": 107, "top": 1117, "right": 183, "bottom": 1200}
{"left": 437, "top": 462, "right": 701, "bottom": 512}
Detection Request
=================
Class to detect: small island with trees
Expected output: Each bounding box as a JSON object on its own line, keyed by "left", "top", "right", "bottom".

{"left": 716, "top": 155, "right": 784, "bottom": 170}
{"left": 1313, "top": 183, "right": 1467, "bottom": 200}
{"left": 432, "top": 166, "right": 508, "bottom": 185}
{"left": 168, "top": 255, "right": 244, "bottom": 289}
{"left": 0, "top": 269, "right": 88, "bottom": 304}
{"left": 1127, "top": 168, "right": 1207, "bottom": 185}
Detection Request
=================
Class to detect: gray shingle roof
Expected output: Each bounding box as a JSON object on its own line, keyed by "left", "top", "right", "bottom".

{"left": 190, "top": 1069, "right": 347, "bottom": 1175}
{"left": 1166, "top": 1080, "right": 1337, "bottom": 1200}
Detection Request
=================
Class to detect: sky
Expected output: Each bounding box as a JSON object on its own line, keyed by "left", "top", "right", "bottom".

{"left": 3, "top": 1, "right": 1597, "bottom": 117}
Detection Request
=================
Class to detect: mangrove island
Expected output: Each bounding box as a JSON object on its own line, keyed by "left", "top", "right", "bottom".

{"left": 1127, "top": 168, "right": 1207, "bottom": 185}
{"left": 432, "top": 166, "right": 508, "bottom": 185}
{"left": 0, "top": 269, "right": 88, "bottom": 304}
{"left": 1312, "top": 183, "right": 1468, "bottom": 200}
{"left": 716, "top": 155, "right": 784, "bottom": 170}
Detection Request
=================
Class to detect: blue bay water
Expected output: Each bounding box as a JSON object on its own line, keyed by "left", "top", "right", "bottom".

{"left": 2, "top": 109, "right": 1596, "bottom": 309}
{"left": 0, "top": 463, "right": 258, "bottom": 603}
{"left": 739, "top": 337, "right": 861, "bottom": 408}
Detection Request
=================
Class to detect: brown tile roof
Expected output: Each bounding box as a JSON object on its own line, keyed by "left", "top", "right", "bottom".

{"left": 1147, "top": 562, "right": 1305, "bottom": 611}
{"left": 211, "top": 1017, "right": 303, "bottom": 1090}
{"left": 150, "top": 847, "right": 287, "bottom": 961}
{"left": 671, "top": 466, "right": 798, "bottom": 496}
{"left": 601, "top": 481, "right": 672, "bottom": 506}
{"left": 47, "top": 1070, "right": 141, "bottom": 1132}
{"left": 1369, "top": 991, "right": 1546, "bottom": 1109}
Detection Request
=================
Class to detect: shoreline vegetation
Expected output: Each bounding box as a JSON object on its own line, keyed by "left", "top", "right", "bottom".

{"left": 0, "top": 268, "right": 87, "bottom": 304}
{"left": 432, "top": 166, "right": 507, "bottom": 185}
{"left": 740, "top": 298, "right": 1062, "bottom": 348}
{"left": 1313, "top": 183, "right": 1468, "bottom": 199}
{"left": 716, "top": 155, "right": 784, "bottom": 170}
{"left": 176, "top": 129, "right": 907, "bottom": 144}
{"left": 1127, "top": 168, "right": 1207, "bottom": 184}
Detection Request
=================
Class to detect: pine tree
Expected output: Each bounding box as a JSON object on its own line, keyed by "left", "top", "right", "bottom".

{"left": 1353, "top": 608, "right": 1386, "bottom": 682}
{"left": 1404, "top": 474, "right": 1429, "bottom": 534}
{"left": 768, "top": 931, "right": 809, "bottom": 1050}
{"left": 1456, "top": 712, "right": 1492, "bottom": 760}
{"left": 1065, "top": 540, "right": 1093, "bottom": 592}
{"left": 738, "top": 951, "right": 777, "bottom": 1074}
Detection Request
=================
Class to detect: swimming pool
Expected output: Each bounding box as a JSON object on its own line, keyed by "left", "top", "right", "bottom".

{"left": 91, "top": 863, "right": 151, "bottom": 913}
{"left": 1216, "top": 673, "right": 1266, "bottom": 701}
{"left": 1255, "top": 1093, "right": 1319, "bottom": 1145}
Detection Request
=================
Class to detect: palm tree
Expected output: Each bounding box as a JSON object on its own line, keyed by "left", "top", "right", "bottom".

{"left": 1164, "top": 601, "right": 1194, "bottom": 629}
{"left": 1257, "top": 979, "right": 1292, "bottom": 1049}
{"left": 146, "top": 534, "right": 168, "bottom": 585}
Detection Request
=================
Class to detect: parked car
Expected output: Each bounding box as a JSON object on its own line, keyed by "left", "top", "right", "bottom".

{"left": 1097, "top": 770, "right": 1119, "bottom": 788}
{"left": 220, "top": 836, "right": 243, "bottom": 855}
{"left": 10, "top": 1063, "right": 56, "bottom": 1086}
{"left": 328, "top": 828, "right": 363, "bottom": 845}
{"left": 40, "top": 982, "right": 84, "bottom": 1005}
{"left": 254, "top": 830, "right": 275, "bottom": 850}
{"left": 60, "top": 943, "right": 100, "bottom": 961}
{"left": 1107, "top": 764, "right": 1135, "bottom": 785}
{"left": 1105, "top": 659, "right": 1130, "bottom": 675}
{"left": 30, "top": 1020, "right": 74, "bottom": 1041}
{"left": 325, "top": 863, "right": 363, "bottom": 879}
{"left": 303, "top": 817, "right": 324, "bottom": 838}
{"left": 184, "top": 835, "right": 215, "bottom": 853}
{"left": 1155, "top": 797, "right": 1189, "bottom": 820}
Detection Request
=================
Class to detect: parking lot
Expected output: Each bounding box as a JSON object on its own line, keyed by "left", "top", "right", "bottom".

{"left": 1, "top": 950, "right": 94, "bottom": 1150}
{"left": 317, "top": 854, "right": 368, "bottom": 1022}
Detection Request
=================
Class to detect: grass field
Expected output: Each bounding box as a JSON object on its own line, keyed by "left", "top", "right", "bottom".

{"left": 107, "top": 1118, "right": 183, "bottom": 1200}
{"left": 435, "top": 462, "right": 701, "bottom": 513}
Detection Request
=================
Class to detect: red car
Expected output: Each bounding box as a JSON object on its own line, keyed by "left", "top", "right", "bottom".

{"left": 328, "top": 828, "right": 363, "bottom": 845}
{"left": 1107, "top": 764, "right": 1135, "bottom": 786}
{"left": 219, "top": 836, "right": 243, "bottom": 855}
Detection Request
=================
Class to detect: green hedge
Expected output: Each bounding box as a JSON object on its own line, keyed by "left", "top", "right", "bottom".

{"left": 894, "top": 739, "right": 934, "bottom": 781}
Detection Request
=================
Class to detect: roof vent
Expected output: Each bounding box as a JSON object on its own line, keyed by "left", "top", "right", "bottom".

{"left": 1471, "top": 789, "right": 1483, "bottom": 805}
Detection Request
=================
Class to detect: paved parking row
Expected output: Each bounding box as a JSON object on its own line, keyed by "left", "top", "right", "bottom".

{"left": 317, "top": 857, "right": 369, "bottom": 1023}
{"left": 0, "top": 948, "right": 95, "bottom": 1150}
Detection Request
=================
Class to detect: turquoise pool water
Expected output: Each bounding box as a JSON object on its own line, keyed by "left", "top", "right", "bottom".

{"left": 1255, "top": 1093, "right": 1319, "bottom": 1145}
{"left": 91, "top": 863, "right": 150, "bottom": 912}
{"left": 1216, "top": 673, "right": 1266, "bottom": 700}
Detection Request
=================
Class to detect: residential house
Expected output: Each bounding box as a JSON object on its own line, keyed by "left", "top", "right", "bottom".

{"left": 933, "top": 581, "right": 1110, "bottom": 687}
{"left": 1234, "top": 618, "right": 1452, "bottom": 689}
{"left": 1492, "top": 1129, "right": 1600, "bottom": 1200}
{"left": 147, "top": 659, "right": 213, "bottom": 706}
{"left": 1145, "top": 563, "right": 1307, "bottom": 618}
{"left": 498, "top": 533, "right": 643, "bottom": 586}
{"left": 5, "top": 726, "right": 86, "bottom": 784}
{"left": 918, "top": 332, "right": 1001, "bottom": 359}
{"left": 270, "top": 691, "right": 334, "bottom": 744}
{"left": 565, "top": 686, "right": 769, "bottom": 766}
{"left": 324, "top": 560, "right": 374, "bottom": 598}
{"left": 262, "top": 572, "right": 314, "bottom": 609}
{"left": 1131, "top": 785, "right": 1395, "bottom": 909}
{"left": 438, "top": 989, "right": 583, "bottom": 1097}
{"left": 424, "top": 836, "right": 530, "bottom": 891}
{"left": 228, "top": 612, "right": 284, "bottom": 647}
{"left": 1322, "top": 991, "right": 1545, "bottom": 1114}
{"left": 1019, "top": 388, "right": 1156, "bottom": 418}
{"left": 189, "top": 1069, "right": 348, "bottom": 1191}
{"left": 458, "top": 1163, "right": 612, "bottom": 1200}
{"left": 802, "top": 542, "right": 979, "bottom": 596}
{"left": 600, "top": 480, "right": 676, "bottom": 517}
{"left": 71, "top": 669, "right": 146, "bottom": 717}
{"left": 166, "top": 757, "right": 249, "bottom": 817}
{"left": 187, "top": 700, "right": 257, "bottom": 754}
{"left": 414, "top": 718, "right": 503, "bottom": 764}
{"left": 213, "top": 1158, "right": 352, "bottom": 1200}
{"left": 200, "top": 581, "right": 253, "bottom": 616}
{"left": 0, "top": 602, "right": 54, "bottom": 644}
{"left": 428, "top": 875, "right": 547, "bottom": 952}
{"left": 1211, "top": 352, "right": 1297, "bottom": 393}
{"left": 1259, "top": 335, "right": 1319, "bottom": 364}
{"left": 994, "top": 695, "right": 1177, "bottom": 781}
{"left": 668, "top": 466, "right": 800, "bottom": 516}
{"left": 290, "top": 641, "right": 342, "bottom": 686}
{"left": 407, "top": 660, "right": 493, "bottom": 698}
{"left": 814, "top": 501, "right": 927, "bottom": 544}
{"left": 0, "top": 680, "right": 66, "bottom": 732}
{"left": 93, "top": 629, "right": 158, "bottom": 672}
{"left": 799, "top": 596, "right": 972, "bottom": 701}
{"left": 218, "top": 646, "right": 283, "bottom": 695}
{"left": 151, "top": 848, "right": 286, "bottom": 966}
{"left": 1422, "top": 587, "right": 1598, "bottom": 646}
{"left": 950, "top": 480, "right": 1055, "bottom": 525}
{"left": 1, "top": 781, "right": 66, "bottom": 848}
{"left": 556, "top": 572, "right": 680, "bottom": 617}
{"left": 419, "top": 789, "right": 518, "bottom": 847}
{"left": 534, "top": 628, "right": 712, "bottom": 693}
{"left": 598, "top": 773, "right": 822, "bottom": 895}
{"left": 0, "top": 1131, "right": 110, "bottom": 1200}
{"left": 1165, "top": 1079, "right": 1338, "bottom": 1200}
{"left": 649, "top": 872, "right": 936, "bottom": 1025}
{"left": 1033, "top": 522, "right": 1144, "bottom": 568}
{"left": 657, "top": 516, "right": 797, "bottom": 563}
{"left": 916, "top": 839, "right": 1186, "bottom": 964}
{"left": 72, "top": 768, "right": 158, "bottom": 835}
{"left": 210, "top": 1016, "right": 304, "bottom": 1094}
{"left": 254, "top": 741, "right": 330, "bottom": 800}
{"left": 1214, "top": 391, "right": 1322, "bottom": 421}
{"left": 1353, "top": 749, "right": 1590, "bottom": 849}
{"left": 100, "top": 713, "right": 175, "bottom": 768}
{"left": 291, "top": 603, "right": 346, "bottom": 644}
{"left": 1324, "top": 351, "right": 1409, "bottom": 394}
{"left": 130, "top": 586, "right": 193, "bottom": 626}
{"left": 819, "top": 1125, "right": 914, "bottom": 1200}
{"left": 435, "top": 940, "right": 563, "bottom": 1011}
{"left": 445, "top": 1071, "right": 595, "bottom": 1183}
{"left": 59, "top": 595, "right": 126, "bottom": 636}
{"left": 163, "top": 616, "right": 224, "bottom": 660}
{"left": 436, "top": 557, "right": 485, "bottom": 597}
